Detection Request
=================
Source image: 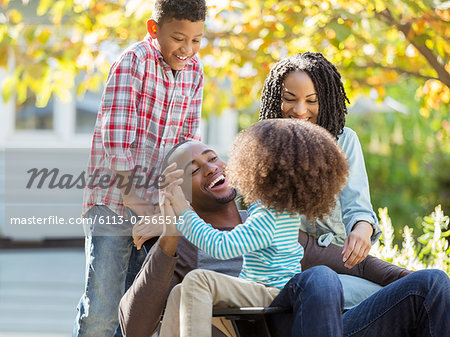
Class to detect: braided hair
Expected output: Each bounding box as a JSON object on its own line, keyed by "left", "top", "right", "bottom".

{"left": 259, "top": 52, "right": 349, "bottom": 138}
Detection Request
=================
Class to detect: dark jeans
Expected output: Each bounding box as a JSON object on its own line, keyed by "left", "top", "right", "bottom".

{"left": 269, "top": 266, "right": 450, "bottom": 337}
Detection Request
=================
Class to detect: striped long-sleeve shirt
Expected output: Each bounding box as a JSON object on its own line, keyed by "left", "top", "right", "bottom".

{"left": 177, "top": 202, "right": 304, "bottom": 289}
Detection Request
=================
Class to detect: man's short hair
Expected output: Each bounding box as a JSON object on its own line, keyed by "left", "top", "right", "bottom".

{"left": 152, "top": 0, "right": 207, "bottom": 25}
{"left": 160, "top": 140, "right": 193, "bottom": 174}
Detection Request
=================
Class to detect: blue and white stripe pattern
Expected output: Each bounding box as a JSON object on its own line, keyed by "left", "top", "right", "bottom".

{"left": 177, "top": 202, "right": 304, "bottom": 289}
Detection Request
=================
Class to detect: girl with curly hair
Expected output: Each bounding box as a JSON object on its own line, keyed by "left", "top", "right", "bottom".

{"left": 260, "top": 52, "right": 379, "bottom": 269}
{"left": 158, "top": 119, "right": 349, "bottom": 337}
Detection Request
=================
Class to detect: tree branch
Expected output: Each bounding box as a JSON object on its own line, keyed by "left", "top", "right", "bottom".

{"left": 376, "top": 8, "right": 450, "bottom": 87}
{"left": 352, "top": 64, "right": 440, "bottom": 82}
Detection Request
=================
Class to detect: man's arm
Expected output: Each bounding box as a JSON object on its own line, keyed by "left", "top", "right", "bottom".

{"left": 299, "top": 231, "right": 411, "bottom": 286}
{"left": 119, "top": 239, "right": 179, "bottom": 337}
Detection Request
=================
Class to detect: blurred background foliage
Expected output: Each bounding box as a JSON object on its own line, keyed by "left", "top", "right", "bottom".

{"left": 0, "top": 0, "right": 448, "bottom": 242}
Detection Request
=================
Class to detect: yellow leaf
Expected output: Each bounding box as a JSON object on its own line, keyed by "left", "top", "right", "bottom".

{"left": 16, "top": 80, "right": 28, "bottom": 104}
{"left": 37, "top": 29, "right": 51, "bottom": 44}
{"left": 425, "top": 39, "right": 434, "bottom": 50}
{"left": 8, "top": 9, "right": 22, "bottom": 24}
{"left": 1, "top": 75, "right": 15, "bottom": 102}
{"left": 51, "top": 1, "right": 66, "bottom": 25}
{"left": 408, "top": 159, "right": 419, "bottom": 177}
{"left": 36, "top": 86, "right": 52, "bottom": 107}
{"left": 375, "top": 86, "right": 386, "bottom": 97}
{"left": 374, "top": 0, "right": 386, "bottom": 12}
{"left": 0, "top": 25, "right": 7, "bottom": 44}
{"left": 275, "top": 23, "right": 284, "bottom": 31}
{"left": 419, "top": 107, "right": 430, "bottom": 118}
{"left": 0, "top": 0, "right": 10, "bottom": 9}
{"left": 37, "top": 0, "right": 52, "bottom": 16}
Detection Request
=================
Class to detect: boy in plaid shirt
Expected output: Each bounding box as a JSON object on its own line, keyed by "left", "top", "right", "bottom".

{"left": 73, "top": 1, "right": 206, "bottom": 336}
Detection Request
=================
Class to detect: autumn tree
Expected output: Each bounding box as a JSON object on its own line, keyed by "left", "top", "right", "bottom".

{"left": 0, "top": 0, "right": 448, "bottom": 233}
{"left": 1, "top": 0, "right": 448, "bottom": 116}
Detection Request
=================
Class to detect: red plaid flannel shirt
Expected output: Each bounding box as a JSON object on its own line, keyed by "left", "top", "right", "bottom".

{"left": 82, "top": 35, "right": 203, "bottom": 217}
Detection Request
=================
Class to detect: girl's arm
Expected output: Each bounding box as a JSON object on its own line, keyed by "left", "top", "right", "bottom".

{"left": 177, "top": 206, "right": 276, "bottom": 260}
{"left": 162, "top": 177, "right": 276, "bottom": 260}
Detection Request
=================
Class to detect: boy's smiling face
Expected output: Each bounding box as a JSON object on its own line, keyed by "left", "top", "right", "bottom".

{"left": 150, "top": 18, "right": 204, "bottom": 71}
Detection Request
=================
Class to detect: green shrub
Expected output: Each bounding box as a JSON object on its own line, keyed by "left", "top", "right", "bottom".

{"left": 371, "top": 205, "right": 450, "bottom": 275}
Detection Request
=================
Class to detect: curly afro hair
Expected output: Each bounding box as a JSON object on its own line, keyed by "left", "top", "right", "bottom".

{"left": 226, "top": 119, "right": 349, "bottom": 220}
{"left": 152, "top": 0, "right": 207, "bottom": 24}
{"left": 259, "top": 52, "right": 350, "bottom": 139}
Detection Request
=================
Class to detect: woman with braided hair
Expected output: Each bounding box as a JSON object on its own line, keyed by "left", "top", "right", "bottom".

{"left": 260, "top": 52, "right": 379, "bottom": 270}
{"left": 254, "top": 52, "right": 450, "bottom": 337}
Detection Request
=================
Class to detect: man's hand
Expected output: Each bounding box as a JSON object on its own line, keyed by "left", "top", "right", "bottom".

{"left": 341, "top": 221, "right": 373, "bottom": 269}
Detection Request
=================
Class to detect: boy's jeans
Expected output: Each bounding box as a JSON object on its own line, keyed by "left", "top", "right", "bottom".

{"left": 269, "top": 268, "right": 450, "bottom": 337}
{"left": 72, "top": 206, "right": 146, "bottom": 337}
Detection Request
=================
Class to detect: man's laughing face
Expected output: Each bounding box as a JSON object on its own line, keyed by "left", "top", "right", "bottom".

{"left": 169, "top": 142, "right": 236, "bottom": 211}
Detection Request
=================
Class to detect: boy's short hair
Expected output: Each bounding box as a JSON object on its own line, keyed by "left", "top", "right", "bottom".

{"left": 152, "top": 0, "right": 207, "bottom": 24}
{"left": 226, "top": 119, "right": 349, "bottom": 220}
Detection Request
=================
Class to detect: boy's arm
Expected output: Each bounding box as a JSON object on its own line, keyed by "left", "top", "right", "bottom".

{"left": 119, "top": 238, "right": 179, "bottom": 337}
{"left": 299, "top": 231, "right": 410, "bottom": 286}
{"left": 180, "top": 64, "right": 203, "bottom": 141}
{"left": 101, "top": 52, "right": 157, "bottom": 216}
{"left": 102, "top": 51, "right": 142, "bottom": 172}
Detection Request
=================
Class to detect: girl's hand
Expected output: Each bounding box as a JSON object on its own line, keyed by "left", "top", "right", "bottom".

{"left": 162, "top": 185, "right": 191, "bottom": 217}
{"left": 341, "top": 221, "right": 373, "bottom": 269}
{"left": 158, "top": 163, "right": 184, "bottom": 190}
{"left": 159, "top": 193, "right": 181, "bottom": 237}
{"left": 158, "top": 162, "right": 191, "bottom": 217}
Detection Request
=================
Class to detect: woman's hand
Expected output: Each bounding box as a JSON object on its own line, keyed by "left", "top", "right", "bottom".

{"left": 341, "top": 221, "right": 373, "bottom": 269}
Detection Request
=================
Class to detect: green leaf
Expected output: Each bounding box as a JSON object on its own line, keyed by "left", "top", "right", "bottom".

{"left": 328, "top": 21, "right": 352, "bottom": 43}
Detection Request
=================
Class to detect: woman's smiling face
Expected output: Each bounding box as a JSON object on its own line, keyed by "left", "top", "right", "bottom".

{"left": 280, "top": 71, "right": 319, "bottom": 124}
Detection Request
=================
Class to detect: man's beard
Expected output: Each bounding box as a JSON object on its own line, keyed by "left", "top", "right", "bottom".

{"left": 215, "top": 188, "right": 237, "bottom": 204}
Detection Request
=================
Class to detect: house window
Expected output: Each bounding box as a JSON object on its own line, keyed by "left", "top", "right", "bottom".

{"left": 15, "top": 93, "right": 54, "bottom": 130}
{"left": 75, "top": 90, "right": 101, "bottom": 134}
